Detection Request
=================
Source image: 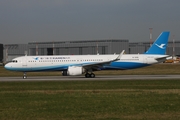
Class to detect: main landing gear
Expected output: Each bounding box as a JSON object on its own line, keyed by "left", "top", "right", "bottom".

{"left": 85, "top": 73, "right": 95, "bottom": 78}
{"left": 23, "top": 72, "right": 27, "bottom": 79}
{"left": 62, "top": 70, "right": 68, "bottom": 76}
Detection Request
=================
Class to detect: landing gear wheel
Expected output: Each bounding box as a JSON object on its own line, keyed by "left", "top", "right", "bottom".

{"left": 90, "top": 73, "right": 95, "bottom": 78}
{"left": 85, "top": 73, "right": 90, "bottom": 78}
{"left": 85, "top": 73, "right": 95, "bottom": 78}
{"left": 62, "top": 71, "right": 68, "bottom": 76}
{"left": 23, "top": 72, "right": 27, "bottom": 79}
{"left": 23, "top": 76, "right": 27, "bottom": 79}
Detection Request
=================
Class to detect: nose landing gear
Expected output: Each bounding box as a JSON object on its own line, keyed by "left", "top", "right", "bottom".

{"left": 23, "top": 72, "right": 27, "bottom": 79}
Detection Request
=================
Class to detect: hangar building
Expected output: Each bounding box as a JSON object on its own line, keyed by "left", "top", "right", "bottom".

{"left": 3, "top": 39, "right": 180, "bottom": 63}
{"left": 0, "top": 44, "right": 3, "bottom": 63}
{"left": 3, "top": 39, "right": 129, "bottom": 62}
{"left": 3, "top": 44, "right": 28, "bottom": 62}
{"left": 28, "top": 39, "right": 129, "bottom": 55}
{"left": 129, "top": 41, "right": 180, "bottom": 55}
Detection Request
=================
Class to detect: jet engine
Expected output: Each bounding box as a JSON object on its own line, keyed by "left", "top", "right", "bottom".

{"left": 67, "top": 66, "right": 85, "bottom": 76}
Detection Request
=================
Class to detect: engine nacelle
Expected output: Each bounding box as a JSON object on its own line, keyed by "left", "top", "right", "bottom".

{"left": 67, "top": 66, "right": 85, "bottom": 76}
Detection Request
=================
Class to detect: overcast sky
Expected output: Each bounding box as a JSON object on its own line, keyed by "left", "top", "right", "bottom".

{"left": 0, "top": 0, "right": 180, "bottom": 44}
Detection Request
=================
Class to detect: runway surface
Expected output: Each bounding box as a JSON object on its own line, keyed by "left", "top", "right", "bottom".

{"left": 0, "top": 75, "right": 180, "bottom": 82}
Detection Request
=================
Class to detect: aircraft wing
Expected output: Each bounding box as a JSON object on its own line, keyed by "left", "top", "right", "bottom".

{"left": 82, "top": 50, "right": 125, "bottom": 70}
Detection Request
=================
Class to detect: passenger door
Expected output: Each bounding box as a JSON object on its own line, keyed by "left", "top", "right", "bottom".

{"left": 22, "top": 57, "right": 27, "bottom": 67}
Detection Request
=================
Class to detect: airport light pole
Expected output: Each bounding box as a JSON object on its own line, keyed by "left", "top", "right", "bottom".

{"left": 149, "top": 28, "right": 153, "bottom": 46}
{"left": 173, "top": 35, "right": 175, "bottom": 59}
{"left": 36, "top": 42, "right": 38, "bottom": 56}
{"left": 53, "top": 42, "right": 55, "bottom": 55}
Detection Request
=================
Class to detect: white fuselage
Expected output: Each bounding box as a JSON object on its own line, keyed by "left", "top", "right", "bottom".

{"left": 5, "top": 54, "right": 168, "bottom": 72}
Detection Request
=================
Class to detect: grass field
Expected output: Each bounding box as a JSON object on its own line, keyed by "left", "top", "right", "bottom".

{"left": 1, "top": 63, "right": 180, "bottom": 77}
{"left": 1, "top": 64, "right": 180, "bottom": 119}
{"left": 0, "top": 80, "right": 180, "bottom": 120}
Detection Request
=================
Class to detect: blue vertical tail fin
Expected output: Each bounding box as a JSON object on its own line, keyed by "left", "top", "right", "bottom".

{"left": 145, "top": 31, "right": 170, "bottom": 55}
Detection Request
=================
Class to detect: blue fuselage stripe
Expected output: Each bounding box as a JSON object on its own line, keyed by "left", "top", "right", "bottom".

{"left": 5, "top": 61, "right": 149, "bottom": 72}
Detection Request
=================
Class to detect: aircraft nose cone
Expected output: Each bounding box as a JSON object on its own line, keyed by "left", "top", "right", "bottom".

{"left": 4, "top": 64, "right": 8, "bottom": 69}
{"left": 4, "top": 64, "right": 10, "bottom": 70}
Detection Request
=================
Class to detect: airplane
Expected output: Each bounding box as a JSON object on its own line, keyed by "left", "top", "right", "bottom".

{"left": 5, "top": 31, "right": 170, "bottom": 79}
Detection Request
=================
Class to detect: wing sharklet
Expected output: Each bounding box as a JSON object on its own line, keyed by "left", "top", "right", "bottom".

{"left": 113, "top": 50, "right": 125, "bottom": 61}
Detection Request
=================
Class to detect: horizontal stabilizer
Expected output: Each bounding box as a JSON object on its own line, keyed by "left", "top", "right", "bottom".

{"left": 155, "top": 55, "right": 171, "bottom": 62}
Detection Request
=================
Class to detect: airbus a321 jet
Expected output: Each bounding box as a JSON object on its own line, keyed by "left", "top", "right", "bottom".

{"left": 5, "top": 31, "right": 170, "bottom": 79}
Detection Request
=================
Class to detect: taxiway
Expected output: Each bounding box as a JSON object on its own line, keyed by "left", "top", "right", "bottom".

{"left": 0, "top": 75, "right": 180, "bottom": 82}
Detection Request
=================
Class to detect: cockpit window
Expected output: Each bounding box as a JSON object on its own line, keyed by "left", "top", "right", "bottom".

{"left": 12, "top": 60, "right": 18, "bottom": 63}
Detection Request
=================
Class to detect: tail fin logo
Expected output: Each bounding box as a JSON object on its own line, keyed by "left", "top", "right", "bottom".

{"left": 155, "top": 44, "right": 166, "bottom": 49}
{"left": 145, "top": 31, "right": 169, "bottom": 55}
